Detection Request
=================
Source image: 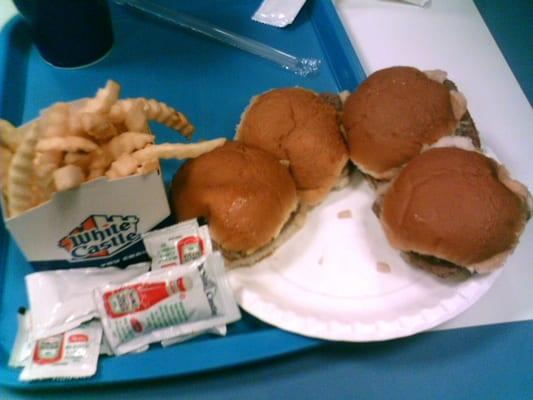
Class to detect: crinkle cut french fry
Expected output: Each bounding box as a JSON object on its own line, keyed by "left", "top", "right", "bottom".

{"left": 5, "top": 80, "right": 204, "bottom": 213}
{"left": 53, "top": 165, "right": 85, "bottom": 192}
{"left": 108, "top": 99, "right": 135, "bottom": 123}
{"left": 131, "top": 138, "right": 226, "bottom": 163}
{"left": 88, "top": 148, "right": 112, "bottom": 170}
{"left": 38, "top": 103, "right": 72, "bottom": 138}
{"left": 64, "top": 152, "right": 92, "bottom": 171}
{"left": 68, "top": 110, "right": 85, "bottom": 136}
{"left": 103, "top": 132, "right": 154, "bottom": 160}
{"left": 0, "top": 145, "right": 13, "bottom": 190}
{"left": 34, "top": 150, "right": 63, "bottom": 176}
{"left": 29, "top": 173, "right": 47, "bottom": 208}
{"left": 137, "top": 159, "right": 160, "bottom": 175}
{"left": 34, "top": 150, "right": 64, "bottom": 198}
{"left": 124, "top": 100, "right": 149, "bottom": 132}
{"left": 107, "top": 153, "right": 139, "bottom": 178}
{"left": 110, "top": 98, "right": 195, "bottom": 138}
{"left": 36, "top": 136, "right": 98, "bottom": 153}
{"left": 82, "top": 80, "right": 121, "bottom": 114}
{"left": 143, "top": 98, "right": 195, "bottom": 138}
{"left": 0, "top": 119, "right": 23, "bottom": 151}
{"left": 6, "top": 124, "right": 39, "bottom": 217}
{"left": 80, "top": 112, "right": 118, "bottom": 141}
{"left": 87, "top": 168, "right": 105, "bottom": 181}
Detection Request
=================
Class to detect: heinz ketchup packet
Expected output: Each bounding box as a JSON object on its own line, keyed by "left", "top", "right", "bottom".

{"left": 20, "top": 320, "right": 102, "bottom": 381}
{"left": 26, "top": 263, "right": 150, "bottom": 340}
{"left": 143, "top": 220, "right": 225, "bottom": 343}
{"left": 94, "top": 252, "right": 241, "bottom": 355}
{"left": 143, "top": 219, "right": 213, "bottom": 269}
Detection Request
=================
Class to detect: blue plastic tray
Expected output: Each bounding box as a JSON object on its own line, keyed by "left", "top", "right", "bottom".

{"left": 0, "top": 0, "right": 365, "bottom": 389}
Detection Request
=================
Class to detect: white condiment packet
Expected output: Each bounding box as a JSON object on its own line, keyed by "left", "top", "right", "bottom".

{"left": 143, "top": 220, "right": 212, "bottom": 270}
{"left": 252, "top": 0, "right": 307, "bottom": 28}
{"left": 19, "top": 320, "right": 102, "bottom": 381}
{"left": 94, "top": 252, "right": 241, "bottom": 355}
{"left": 100, "top": 329, "right": 148, "bottom": 356}
{"left": 26, "top": 263, "right": 150, "bottom": 340}
{"left": 143, "top": 220, "right": 225, "bottom": 341}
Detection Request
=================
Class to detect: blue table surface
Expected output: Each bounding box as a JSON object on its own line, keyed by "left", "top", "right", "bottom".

{"left": 1, "top": 1, "right": 532, "bottom": 399}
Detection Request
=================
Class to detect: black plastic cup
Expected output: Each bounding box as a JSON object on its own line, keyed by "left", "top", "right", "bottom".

{"left": 12, "top": 0, "right": 114, "bottom": 68}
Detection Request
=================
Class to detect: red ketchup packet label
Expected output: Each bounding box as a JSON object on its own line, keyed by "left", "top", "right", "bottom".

{"left": 143, "top": 220, "right": 213, "bottom": 270}
{"left": 103, "top": 276, "right": 191, "bottom": 318}
{"left": 94, "top": 252, "right": 240, "bottom": 355}
{"left": 19, "top": 321, "right": 102, "bottom": 381}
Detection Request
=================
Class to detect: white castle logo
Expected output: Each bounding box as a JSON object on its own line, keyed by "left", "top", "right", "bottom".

{"left": 59, "top": 215, "right": 140, "bottom": 259}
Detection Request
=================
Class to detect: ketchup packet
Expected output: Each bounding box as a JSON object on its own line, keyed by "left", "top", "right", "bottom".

{"left": 100, "top": 331, "right": 148, "bottom": 356}
{"left": 94, "top": 252, "right": 241, "bottom": 355}
{"left": 143, "top": 219, "right": 212, "bottom": 270}
{"left": 19, "top": 320, "right": 102, "bottom": 381}
{"left": 143, "top": 220, "right": 225, "bottom": 343}
{"left": 26, "top": 263, "right": 150, "bottom": 340}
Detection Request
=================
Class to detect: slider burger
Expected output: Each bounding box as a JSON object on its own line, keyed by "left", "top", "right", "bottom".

{"left": 343, "top": 66, "right": 475, "bottom": 182}
{"left": 236, "top": 87, "right": 349, "bottom": 206}
{"left": 376, "top": 139, "right": 531, "bottom": 279}
{"left": 171, "top": 141, "right": 303, "bottom": 267}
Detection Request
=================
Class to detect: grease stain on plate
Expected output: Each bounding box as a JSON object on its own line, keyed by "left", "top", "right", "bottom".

{"left": 376, "top": 261, "right": 391, "bottom": 273}
{"left": 337, "top": 209, "right": 352, "bottom": 219}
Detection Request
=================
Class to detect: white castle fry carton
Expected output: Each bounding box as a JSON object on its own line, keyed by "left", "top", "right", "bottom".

{"left": 1, "top": 96, "right": 171, "bottom": 271}
{"left": 1, "top": 171, "right": 170, "bottom": 271}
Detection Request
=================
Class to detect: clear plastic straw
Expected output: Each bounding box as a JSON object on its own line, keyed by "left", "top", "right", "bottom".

{"left": 114, "top": 0, "right": 321, "bottom": 77}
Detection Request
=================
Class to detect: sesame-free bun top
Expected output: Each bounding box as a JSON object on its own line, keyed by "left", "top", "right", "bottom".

{"left": 343, "top": 66, "right": 462, "bottom": 179}
{"left": 380, "top": 146, "right": 530, "bottom": 273}
{"left": 171, "top": 141, "right": 298, "bottom": 254}
{"left": 236, "top": 87, "right": 349, "bottom": 205}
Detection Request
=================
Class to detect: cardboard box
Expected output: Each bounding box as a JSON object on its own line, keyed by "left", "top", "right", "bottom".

{"left": 1, "top": 171, "right": 170, "bottom": 270}
{"left": 1, "top": 98, "right": 171, "bottom": 270}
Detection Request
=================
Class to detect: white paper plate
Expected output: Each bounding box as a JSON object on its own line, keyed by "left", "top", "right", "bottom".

{"left": 228, "top": 173, "right": 501, "bottom": 341}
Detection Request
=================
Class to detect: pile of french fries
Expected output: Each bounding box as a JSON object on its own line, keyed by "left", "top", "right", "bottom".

{"left": 0, "top": 80, "right": 225, "bottom": 217}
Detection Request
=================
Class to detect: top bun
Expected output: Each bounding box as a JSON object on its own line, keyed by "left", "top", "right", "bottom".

{"left": 171, "top": 141, "right": 298, "bottom": 254}
{"left": 343, "top": 66, "right": 463, "bottom": 179}
{"left": 236, "top": 87, "right": 349, "bottom": 205}
{"left": 380, "top": 146, "right": 531, "bottom": 273}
